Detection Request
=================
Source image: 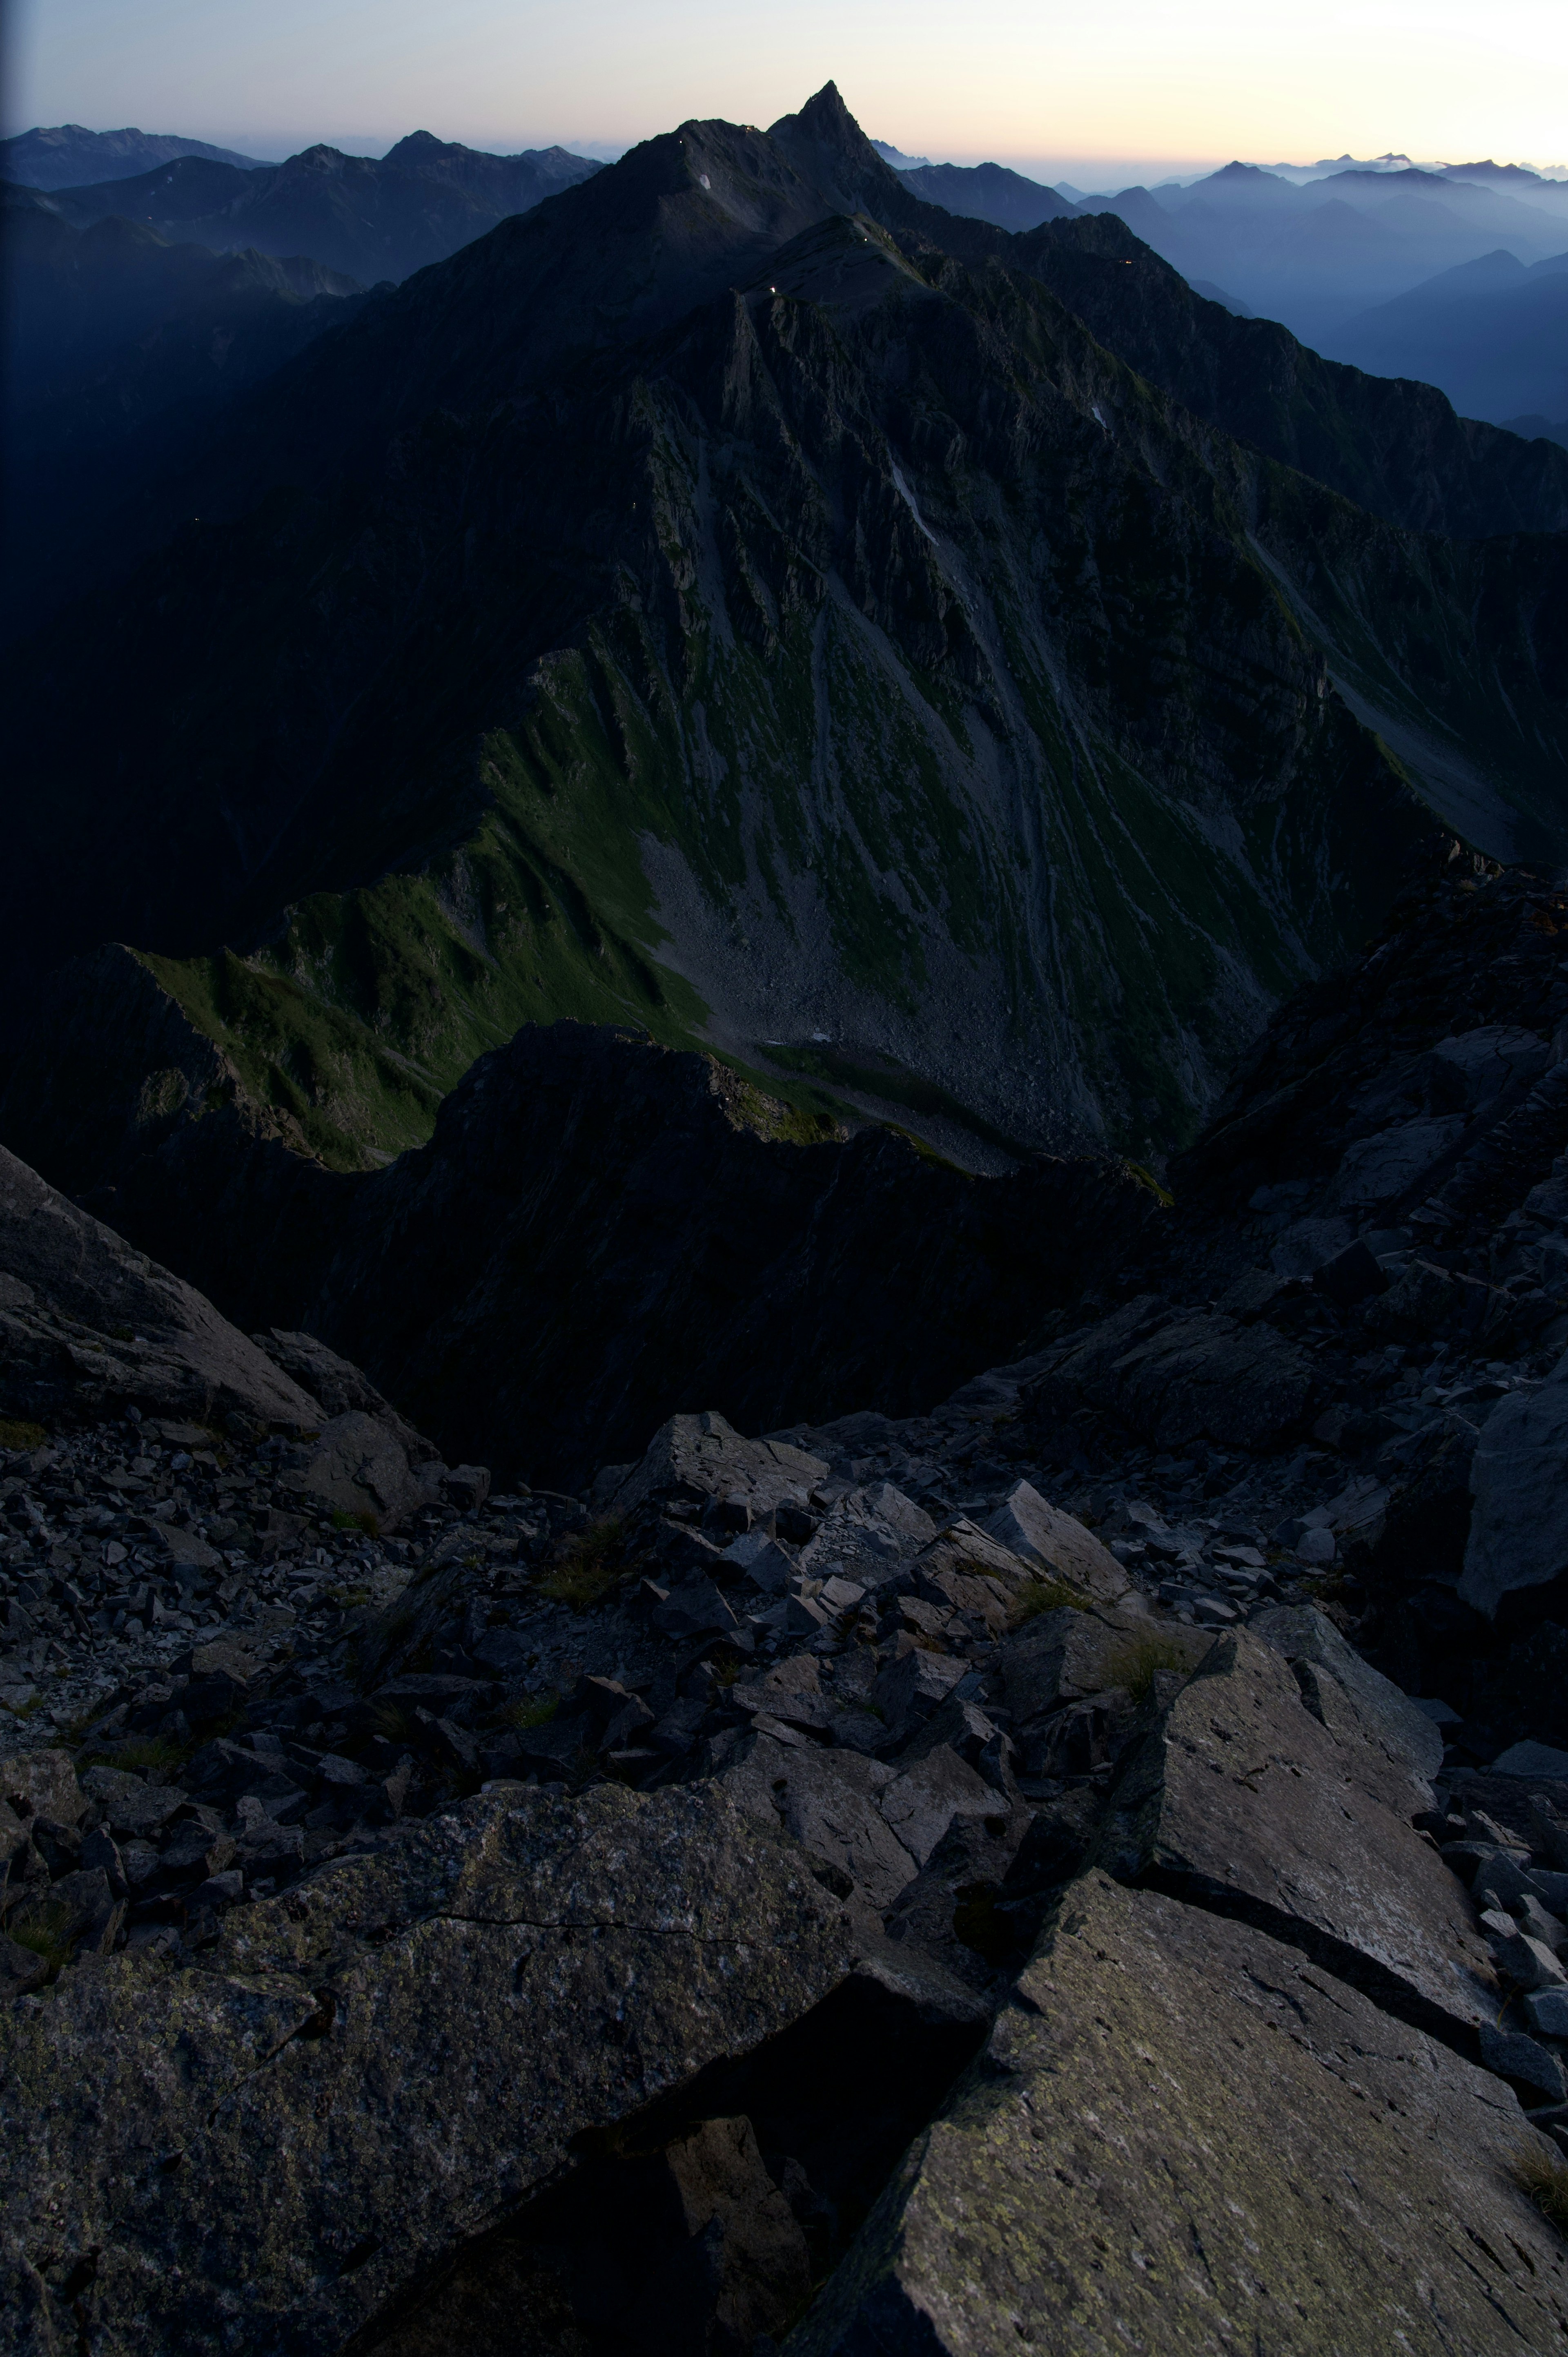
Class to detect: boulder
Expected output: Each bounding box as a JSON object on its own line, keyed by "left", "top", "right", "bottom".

{"left": 871, "top": 1647, "right": 968, "bottom": 1742}
{"left": 1461, "top": 1355, "right": 1568, "bottom": 1615}
{"left": 610, "top": 1412, "right": 829, "bottom": 1521}
{"left": 0, "top": 1750, "right": 86, "bottom": 1827}
{"left": 980, "top": 1481, "right": 1127, "bottom": 1604}
{"left": 254, "top": 1328, "right": 437, "bottom": 1462}
{"left": 1098, "top": 1628, "right": 1495, "bottom": 2039}
{"left": 789, "top": 1870, "right": 1568, "bottom": 2355}
{"left": 282, "top": 1409, "right": 427, "bottom": 1534}
{"left": 722, "top": 1735, "right": 916, "bottom": 1912}
{"left": 76, "top": 1768, "right": 187, "bottom": 1840}
{"left": 0, "top": 1143, "right": 322, "bottom": 1430}
{"left": 1251, "top": 1602, "right": 1443, "bottom": 1795}
{"left": 879, "top": 1746, "right": 998, "bottom": 1869}
{"left": 1332, "top": 1115, "right": 1467, "bottom": 1209}
{"left": 0, "top": 1783, "right": 853, "bottom": 2357}
{"left": 998, "top": 1603, "right": 1206, "bottom": 1728}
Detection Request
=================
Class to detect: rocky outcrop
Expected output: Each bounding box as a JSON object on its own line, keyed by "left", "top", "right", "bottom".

{"left": 789, "top": 1871, "right": 1568, "bottom": 2357}
{"left": 0, "top": 1143, "right": 323, "bottom": 1431}
{"left": 0, "top": 1783, "right": 854, "bottom": 2357}
{"left": 1099, "top": 1625, "right": 1494, "bottom": 2040}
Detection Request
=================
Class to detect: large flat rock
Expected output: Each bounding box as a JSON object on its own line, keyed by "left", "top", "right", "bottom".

{"left": 1097, "top": 1626, "right": 1495, "bottom": 2039}
{"left": 789, "top": 1870, "right": 1568, "bottom": 2356}
{"left": 0, "top": 1783, "right": 853, "bottom": 2357}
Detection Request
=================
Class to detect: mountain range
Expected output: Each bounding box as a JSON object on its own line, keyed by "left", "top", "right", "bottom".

{"left": 0, "top": 121, "right": 272, "bottom": 187}
{"left": 1091, "top": 161, "right": 1568, "bottom": 410}
{"left": 4, "top": 85, "right": 1568, "bottom": 1235}
{"left": 20, "top": 131, "right": 603, "bottom": 285}
{"left": 1325, "top": 248, "right": 1568, "bottom": 426}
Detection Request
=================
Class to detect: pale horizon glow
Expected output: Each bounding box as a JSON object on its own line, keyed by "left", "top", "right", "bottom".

{"left": 8, "top": 0, "right": 1567, "bottom": 183}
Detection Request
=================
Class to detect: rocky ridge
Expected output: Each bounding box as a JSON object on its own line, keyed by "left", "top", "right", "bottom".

{"left": 9, "top": 87, "right": 1568, "bottom": 1195}
{"left": 10, "top": 848, "right": 1568, "bottom": 2346}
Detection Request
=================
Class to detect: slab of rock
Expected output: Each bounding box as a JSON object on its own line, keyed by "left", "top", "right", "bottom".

{"left": 76, "top": 1767, "right": 188, "bottom": 1840}
{"left": 282, "top": 1408, "right": 428, "bottom": 1534}
{"left": 610, "top": 1412, "right": 829, "bottom": 1520}
{"left": 722, "top": 1734, "right": 916, "bottom": 1912}
{"left": 1097, "top": 1628, "right": 1495, "bottom": 2040}
{"left": 1461, "top": 1354, "right": 1568, "bottom": 1615}
{"left": 255, "top": 1327, "right": 438, "bottom": 1462}
{"left": 998, "top": 1603, "right": 1207, "bottom": 1728}
{"left": 1251, "top": 1601, "right": 1443, "bottom": 1797}
{"left": 1037, "top": 1299, "right": 1325, "bottom": 1453}
{"left": 980, "top": 1481, "right": 1127, "bottom": 1604}
{"left": 0, "top": 1783, "right": 853, "bottom": 2357}
{"left": 790, "top": 1870, "right": 1568, "bottom": 2356}
{"left": 879, "top": 1745, "right": 998, "bottom": 1869}
{"left": 1333, "top": 1115, "right": 1468, "bottom": 1209}
{"left": 0, "top": 1749, "right": 86, "bottom": 1827}
{"left": 0, "top": 1143, "right": 322, "bottom": 1430}
{"left": 871, "top": 1646, "right": 968, "bottom": 1743}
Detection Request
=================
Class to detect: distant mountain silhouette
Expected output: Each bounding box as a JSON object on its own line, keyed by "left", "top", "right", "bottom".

{"left": 0, "top": 123, "right": 270, "bottom": 189}
{"left": 1324, "top": 246, "right": 1568, "bottom": 421}
{"left": 33, "top": 134, "right": 602, "bottom": 283}
{"left": 893, "top": 160, "right": 1076, "bottom": 231}
{"left": 1088, "top": 160, "right": 1568, "bottom": 350}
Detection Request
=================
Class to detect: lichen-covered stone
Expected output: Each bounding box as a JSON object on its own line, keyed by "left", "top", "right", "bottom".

{"left": 788, "top": 1871, "right": 1568, "bottom": 2356}
{"left": 0, "top": 1782, "right": 853, "bottom": 2357}
{"left": 1098, "top": 1626, "right": 1495, "bottom": 2037}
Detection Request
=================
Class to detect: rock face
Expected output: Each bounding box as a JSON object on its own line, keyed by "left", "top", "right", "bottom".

{"left": 1462, "top": 1352, "right": 1568, "bottom": 1615}
{"left": 788, "top": 1871, "right": 1568, "bottom": 2357}
{"left": 0, "top": 1144, "right": 322, "bottom": 1430}
{"left": 0, "top": 1784, "right": 853, "bottom": 2357}
{"left": 1100, "top": 1626, "right": 1493, "bottom": 2039}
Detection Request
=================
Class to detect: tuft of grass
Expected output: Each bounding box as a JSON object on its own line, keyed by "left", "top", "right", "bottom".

{"left": 77, "top": 1735, "right": 187, "bottom": 1776}
{"left": 9, "top": 1905, "right": 75, "bottom": 1979}
{"left": 1105, "top": 1633, "right": 1200, "bottom": 1705}
{"left": 505, "top": 1692, "right": 560, "bottom": 1731}
{"left": 0, "top": 1693, "right": 44, "bottom": 1720}
{"left": 0, "top": 1419, "right": 47, "bottom": 1451}
{"left": 322, "top": 1583, "right": 372, "bottom": 1610}
{"left": 1512, "top": 2141, "right": 1568, "bottom": 2236}
{"left": 539, "top": 1517, "right": 632, "bottom": 1612}
{"left": 332, "top": 1509, "right": 381, "bottom": 1539}
{"left": 365, "top": 1699, "right": 414, "bottom": 1744}
{"left": 1007, "top": 1576, "right": 1083, "bottom": 1628}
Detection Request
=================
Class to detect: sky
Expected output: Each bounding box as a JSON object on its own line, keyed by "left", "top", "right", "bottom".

{"left": 9, "top": 0, "right": 1568, "bottom": 182}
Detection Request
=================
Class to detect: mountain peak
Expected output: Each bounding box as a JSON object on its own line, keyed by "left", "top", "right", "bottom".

{"left": 768, "top": 80, "right": 879, "bottom": 163}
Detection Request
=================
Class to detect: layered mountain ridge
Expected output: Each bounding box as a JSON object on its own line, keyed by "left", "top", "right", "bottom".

{"left": 4, "top": 85, "right": 1567, "bottom": 1202}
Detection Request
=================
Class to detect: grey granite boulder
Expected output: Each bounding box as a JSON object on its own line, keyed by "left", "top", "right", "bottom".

{"left": 609, "top": 1411, "right": 829, "bottom": 1520}
{"left": 0, "top": 1142, "right": 321, "bottom": 1429}
{"left": 980, "top": 1480, "right": 1127, "bottom": 1604}
{"left": 998, "top": 1599, "right": 1204, "bottom": 1728}
{"left": 1251, "top": 1601, "right": 1443, "bottom": 1794}
{"left": 722, "top": 1734, "right": 916, "bottom": 1912}
{"left": 0, "top": 1782, "right": 853, "bottom": 2357}
{"left": 787, "top": 1870, "right": 1568, "bottom": 2356}
{"left": 281, "top": 1408, "right": 433, "bottom": 1534}
{"left": 1461, "top": 1355, "right": 1568, "bottom": 1615}
{"left": 1097, "top": 1627, "right": 1495, "bottom": 2039}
